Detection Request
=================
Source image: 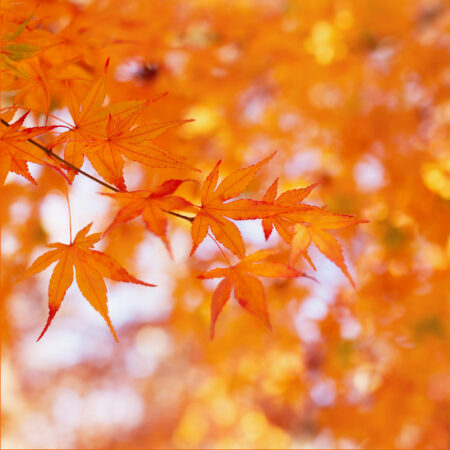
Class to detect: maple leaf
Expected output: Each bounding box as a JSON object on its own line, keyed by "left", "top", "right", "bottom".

{"left": 81, "top": 111, "right": 196, "bottom": 190}
{"left": 52, "top": 70, "right": 111, "bottom": 181}
{"left": 18, "top": 223, "right": 155, "bottom": 341}
{"left": 261, "top": 178, "right": 366, "bottom": 274}
{"left": 0, "top": 111, "right": 57, "bottom": 185}
{"left": 52, "top": 63, "right": 147, "bottom": 181}
{"left": 102, "top": 179, "right": 194, "bottom": 254}
{"left": 55, "top": 68, "right": 195, "bottom": 187}
{"left": 261, "top": 177, "right": 321, "bottom": 243}
{"left": 199, "top": 250, "right": 309, "bottom": 338}
{"left": 290, "top": 208, "right": 367, "bottom": 288}
{"left": 190, "top": 153, "right": 308, "bottom": 258}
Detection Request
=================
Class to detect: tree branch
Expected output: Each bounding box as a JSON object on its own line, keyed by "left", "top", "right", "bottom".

{"left": 1, "top": 118, "right": 195, "bottom": 223}
{"left": 162, "top": 210, "right": 193, "bottom": 222}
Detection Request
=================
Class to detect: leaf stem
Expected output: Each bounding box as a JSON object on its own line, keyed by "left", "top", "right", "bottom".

{"left": 208, "top": 231, "right": 231, "bottom": 266}
{"left": 65, "top": 186, "right": 73, "bottom": 243}
{"left": 1, "top": 118, "right": 195, "bottom": 223}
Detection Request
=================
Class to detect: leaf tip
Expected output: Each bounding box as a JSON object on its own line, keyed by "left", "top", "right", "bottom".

{"left": 104, "top": 57, "right": 110, "bottom": 73}
{"left": 140, "top": 281, "right": 157, "bottom": 287}
{"left": 263, "top": 151, "right": 277, "bottom": 165}
{"left": 189, "top": 243, "right": 199, "bottom": 257}
{"left": 37, "top": 307, "right": 58, "bottom": 342}
{"left": 349, "top": 276, "right": 356, "bottom": 289}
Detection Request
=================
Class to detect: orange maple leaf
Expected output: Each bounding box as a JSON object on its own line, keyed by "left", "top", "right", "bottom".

{"left": 261, "top": 177, "right": 321, "bottom": 243}
{"left": 55, "top": 68, "right": 194, "bottom": 187}
{"left": 81, "top": 111, "right": 196, "bottom": 190}
{"left": 102, "top": 179, "right": 194, "bottom": 254}
{"left": 54, "top": 70, "right": 111, "bottom": 180}
{"left": 261, "top": 178, "right": 366, "bottom": 277}
{"left": 191, "top": 153, "right": 307, "bottom": 258}
{"left": 199, "top": 250, "right": 309, "bottom": 338}
{"left": 18, "top": 223, "right": 155, "bottom": 342}
{"left": 0, "top": 111, "right": 57, "bottom": 185}
{"left": 290, "top": 208, "right": 368, "bottom": 288}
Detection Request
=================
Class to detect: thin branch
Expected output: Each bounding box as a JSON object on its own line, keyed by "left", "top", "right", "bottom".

{"left": 162, "top": 210, "right": 194, "bottom": 222}
{"left": 1, "top": 118, "right": 195, "bottom": 223}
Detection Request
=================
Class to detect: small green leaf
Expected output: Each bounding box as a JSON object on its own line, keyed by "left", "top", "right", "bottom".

{"left": 3, "top": 42, "right": 40, "bottom": 61}
{"left": 1, "top": 11, "right": 34, "bottom": 42}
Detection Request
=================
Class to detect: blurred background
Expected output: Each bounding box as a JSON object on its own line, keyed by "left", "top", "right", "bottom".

{"left": 2, "top": 0, "right": 450, "bottom": 448}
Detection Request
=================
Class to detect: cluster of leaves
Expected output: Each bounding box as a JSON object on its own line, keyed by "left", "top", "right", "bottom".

{"left": 1, "top": 3, "right": 364, "bottom": 342}
{"left": 3, "top": 0, "right": 450, "bottom": 448}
